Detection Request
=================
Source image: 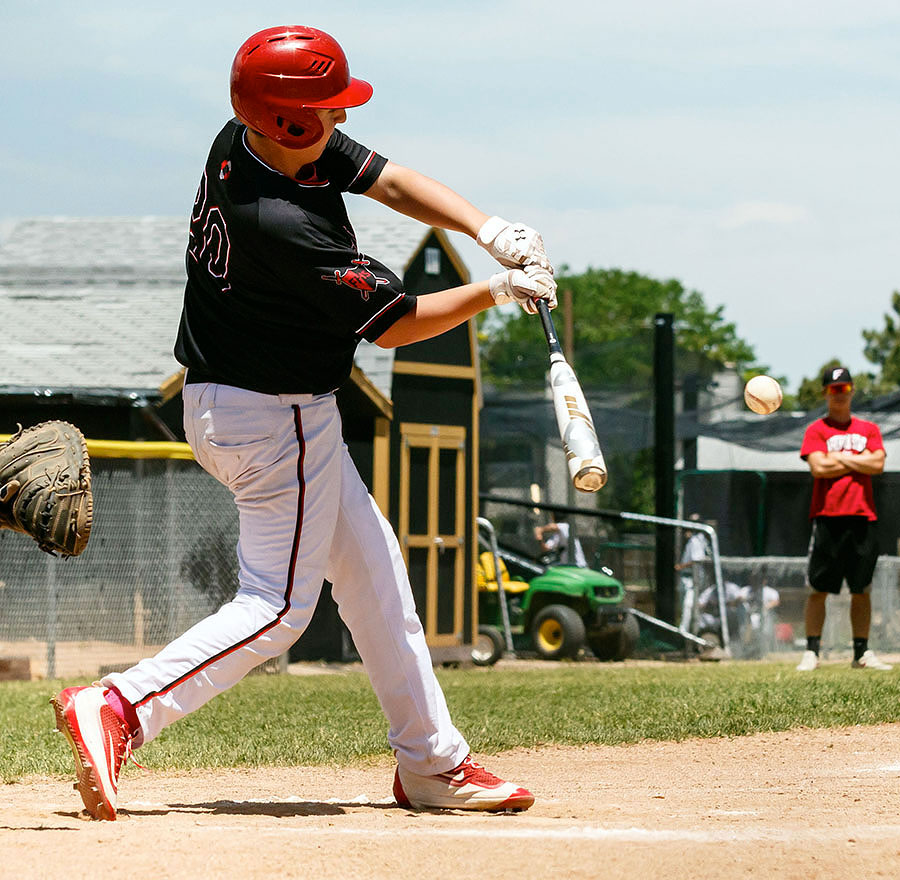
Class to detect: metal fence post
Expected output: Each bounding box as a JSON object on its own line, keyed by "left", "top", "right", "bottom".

{"left": 46, "top": 552, "right": 57, "bottom": 679}
{"left": 654, "top": 313, "right": 676, "bottom": 623}
{"left": 166, "top": 459, "right": 180, "bottom": 639}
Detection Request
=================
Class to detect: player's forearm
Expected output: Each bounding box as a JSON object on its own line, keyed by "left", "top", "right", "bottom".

{"left": 807, "top": 450, "right": 851, "bottom": 478}
{"left": 365, "top": 162, "right": 489, "bottom": 237}
{"left": 809, "top": 457, "right": 851, "bottom": 478}
{"left": 374, "top": 283, "right": 493, "bottom": 348}
{"left": 840, "top": 450, "right": 886, "bottom": 474}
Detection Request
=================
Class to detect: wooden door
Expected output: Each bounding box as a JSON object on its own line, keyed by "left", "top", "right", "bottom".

{"left": 398, "top": 423, "right": 466, "bottom": 648}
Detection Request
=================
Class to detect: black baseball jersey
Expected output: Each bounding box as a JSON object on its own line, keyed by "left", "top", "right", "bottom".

{"left": 175, "top": 119, "right": 416, "bottom": 394}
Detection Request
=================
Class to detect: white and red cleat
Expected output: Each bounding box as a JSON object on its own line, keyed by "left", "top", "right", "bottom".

{"left": 51, "top": 685, "right": 131, "bottom": 820}
{"left": 393, "top": 753, "right": 534, "bottom": 812}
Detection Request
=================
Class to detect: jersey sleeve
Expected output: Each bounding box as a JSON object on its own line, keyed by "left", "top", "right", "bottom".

{"left": 320, "top": 129, "right": 388, "bottom": 194}
{"left": 866, "top": 421, "right": 886, "bottom": 453}
{"left": 310, "top": 251, "right": 416, "bottom": 343}
{"left": 800, "top": 421, "right": 826, "bottom": 460}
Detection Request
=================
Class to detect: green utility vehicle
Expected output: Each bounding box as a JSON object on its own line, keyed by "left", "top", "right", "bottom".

{"left": 472, "top": 541, "right": 639, "bottom": 665}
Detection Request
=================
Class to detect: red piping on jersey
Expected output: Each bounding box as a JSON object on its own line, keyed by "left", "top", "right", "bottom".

{"left": 348, "top": 150, "right": 376, "bottom": 188}
{"left": 356, "top": 292, "right": 406, "bottom": 337}
{"left": 132, "top": 406, "right": 307, "bottom": 708}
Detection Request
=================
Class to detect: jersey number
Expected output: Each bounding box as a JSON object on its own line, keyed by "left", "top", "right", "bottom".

{"left": 189, "top": 171, "right": 231, "bottom": 292}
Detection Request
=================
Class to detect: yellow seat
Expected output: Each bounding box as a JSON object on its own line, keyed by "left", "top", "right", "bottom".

{"left": 476, "top": 551, "right": 529, "bottom": 593}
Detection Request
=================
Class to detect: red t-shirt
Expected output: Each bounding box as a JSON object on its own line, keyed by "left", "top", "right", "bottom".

{"left": 800, "top": 416, "right": 884, "bottom": 520}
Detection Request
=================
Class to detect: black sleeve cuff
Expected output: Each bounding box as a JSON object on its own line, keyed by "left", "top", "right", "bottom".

{"left": 358, "top": 293, "right": 417, "bottom": 343}
{"left": 348, "top": 152, "right": 388, "bottom": 195}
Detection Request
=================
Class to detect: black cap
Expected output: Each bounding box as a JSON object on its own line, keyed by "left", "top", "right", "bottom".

{"left": 822, "top": 366, "right": 852, "bottom": 386}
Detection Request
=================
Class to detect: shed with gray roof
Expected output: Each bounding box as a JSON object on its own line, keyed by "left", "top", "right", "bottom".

{"left": 0, "top": 214, "right": 481, "bottom": 665}
{"left": 0, "top": 213, "right": 465, "bottom": 439}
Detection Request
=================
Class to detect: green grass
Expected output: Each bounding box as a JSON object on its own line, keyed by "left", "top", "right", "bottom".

{"left": 4, "top": 661, "right": 900, "bottom": 782}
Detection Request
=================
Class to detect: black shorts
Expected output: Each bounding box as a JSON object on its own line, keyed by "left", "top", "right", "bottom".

{"left": 807, "top": 516, "right": 879, "bottom": 595}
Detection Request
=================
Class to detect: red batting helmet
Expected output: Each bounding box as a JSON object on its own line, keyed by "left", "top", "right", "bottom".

{"left": 230, "top": 25, "right": 373, "bottom": 149}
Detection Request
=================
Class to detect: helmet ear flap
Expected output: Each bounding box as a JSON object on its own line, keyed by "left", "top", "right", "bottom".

{"left": 273, "top": 109, "right": 324, "bottom": 149}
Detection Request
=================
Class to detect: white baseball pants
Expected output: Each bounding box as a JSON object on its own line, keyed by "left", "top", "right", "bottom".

{"left": 102, "top": 381, "right": 469, "bottom": 775}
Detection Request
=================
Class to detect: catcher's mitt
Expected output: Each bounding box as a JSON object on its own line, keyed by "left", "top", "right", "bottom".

{"left": 0, "top": 421, "right": 93, "bottom": 557}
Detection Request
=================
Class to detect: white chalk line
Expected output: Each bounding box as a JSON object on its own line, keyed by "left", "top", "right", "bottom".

{"left": 20, "top": 794, "right": 900, "bottom": 845}
{"left": 18, "top": 807, "right": 900, "bottom": 844}
{"left": 175, "top": 822, "right": 900, "bottom": 844}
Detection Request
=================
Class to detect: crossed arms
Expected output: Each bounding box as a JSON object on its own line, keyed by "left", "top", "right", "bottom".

{"left": 806, "top": 449, "right": 885, "bottom": 478}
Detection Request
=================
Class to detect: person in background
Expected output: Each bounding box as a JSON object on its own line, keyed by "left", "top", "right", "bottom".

{"left": 796, "top": 366, "right": 891, "bottom": 672}
{"left": 535, "top": 520, "right": 587, "bottom": 567}
{"left": 675, "top": 514, "right": 711, "bottom": 634}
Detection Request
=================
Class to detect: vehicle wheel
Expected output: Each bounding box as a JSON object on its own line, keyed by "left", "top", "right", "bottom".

{"left": 471, "top": 625, "right": 504, "bottom": 666}
{"left": 588, "top": 612, "right": 640, "bottom": 661}
{"left": 530, "top": 605, "right": 586, "bottom": 660}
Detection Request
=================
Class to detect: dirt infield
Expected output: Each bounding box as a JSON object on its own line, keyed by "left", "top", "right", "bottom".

{"left": 5, "top": 724, "right": 900, "bottom": 880}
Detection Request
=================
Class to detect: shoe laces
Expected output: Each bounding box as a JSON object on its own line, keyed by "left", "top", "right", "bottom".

{"left": 446, "top": 755, "right": 503, "bottom": 786}
{"left": 91, "top": 682, "right": 145, "bottom": 772}
{"left": 105, "top": 710, "right": 145, "bottom": 774}
{"left": 122, "top": 736, "right": 145, "bottom": 771}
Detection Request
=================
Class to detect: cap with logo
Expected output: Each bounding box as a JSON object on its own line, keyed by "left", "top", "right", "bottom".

{"left": 822, "top": 366, "right": 852, "bottom": 387}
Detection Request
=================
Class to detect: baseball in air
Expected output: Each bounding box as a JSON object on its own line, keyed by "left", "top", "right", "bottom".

{"left": 744, "top": 375, "right": 783, "bottom": 415}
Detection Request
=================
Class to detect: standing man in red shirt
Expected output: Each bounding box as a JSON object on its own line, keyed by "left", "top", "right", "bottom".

{"left": 796, "top": 366, "right": 891, "bottom": 671}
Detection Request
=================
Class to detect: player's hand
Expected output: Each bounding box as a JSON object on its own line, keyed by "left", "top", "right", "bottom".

{"left": 489, "top": 265, "right": 557, "bottom": 315}
{"left": 477, "top": 216, "right": 553, "bottom": 273}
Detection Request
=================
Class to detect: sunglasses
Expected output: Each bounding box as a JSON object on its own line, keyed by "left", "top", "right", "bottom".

{"left": 826, "top": 383, "right": 852, "bottom": 394}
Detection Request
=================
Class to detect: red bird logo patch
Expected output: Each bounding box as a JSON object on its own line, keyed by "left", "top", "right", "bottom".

{"left": 322, "top": 258, "right": 389, "bottom": 301}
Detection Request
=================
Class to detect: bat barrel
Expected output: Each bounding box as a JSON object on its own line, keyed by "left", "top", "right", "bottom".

{"left": 536, "top": 298, "right": 607, "bottom": 494}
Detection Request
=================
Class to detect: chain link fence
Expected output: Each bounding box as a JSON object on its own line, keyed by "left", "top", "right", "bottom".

{"left": 0, "top": 455, "right": 241, "bottom": 679}
{"left": 716, "top": 555, "right": 900, "bottom": 659}
{"left": 6, "top": 454, "right": 900, "bottom": 676}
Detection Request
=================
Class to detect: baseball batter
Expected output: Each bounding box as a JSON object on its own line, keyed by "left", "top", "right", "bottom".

{"left": 52, "top": 25, "right": 556, "bottom": 820}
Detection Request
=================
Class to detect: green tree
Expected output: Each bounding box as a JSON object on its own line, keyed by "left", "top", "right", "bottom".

{"left": 796, "top": 289, "right": 900, "bottom": 408}
{"left": 862, "top": 290, "right": 900, "bottom": 393}
{"left": 796, "top": 292, "right": 900, "bottom": 411}
{"left": 480, "top": 267, "right": 764, "bottom": 391}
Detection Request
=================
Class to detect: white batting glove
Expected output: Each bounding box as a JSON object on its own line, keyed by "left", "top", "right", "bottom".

{"left": 477, "top": 216, "right": 553, "bottom": 272}
{"left": 489, "top": 265, "right": 557, "bottom": 315}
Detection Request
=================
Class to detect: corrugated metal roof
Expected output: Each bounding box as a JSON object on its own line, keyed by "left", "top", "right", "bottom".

{"left": 0, "top": 213, "right": 454, "bottom": 397}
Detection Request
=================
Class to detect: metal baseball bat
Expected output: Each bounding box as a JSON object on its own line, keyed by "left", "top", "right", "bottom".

{"left": 535, "top": 298, "right": 607, "bottom": 492}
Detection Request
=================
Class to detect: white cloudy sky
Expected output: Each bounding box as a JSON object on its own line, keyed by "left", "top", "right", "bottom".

{"left": 2, "top": 1, "right": 898, "bottom": 390}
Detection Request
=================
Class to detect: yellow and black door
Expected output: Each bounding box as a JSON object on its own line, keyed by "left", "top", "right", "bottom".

{"left": 398, "top": 423, "right": 466, "bottom": 651}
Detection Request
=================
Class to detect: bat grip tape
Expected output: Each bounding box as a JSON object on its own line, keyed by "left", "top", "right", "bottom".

{"left": 535, "top": 299, "right": 563, "bottom": 355}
